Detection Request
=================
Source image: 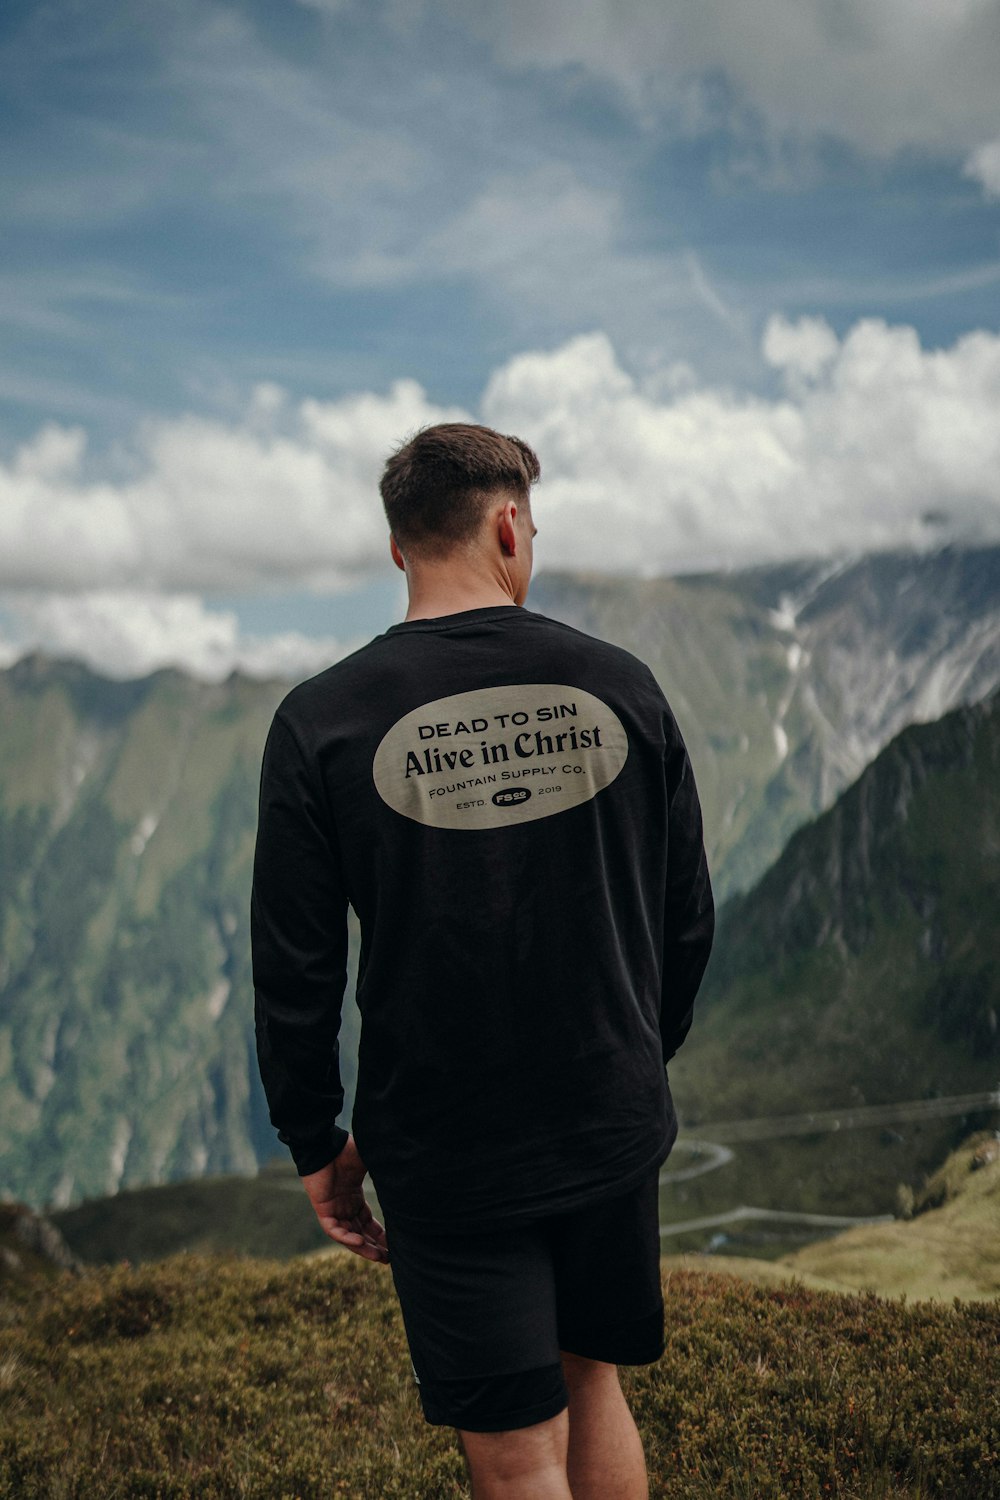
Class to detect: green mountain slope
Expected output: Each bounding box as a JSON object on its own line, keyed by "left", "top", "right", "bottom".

{"left": 667, "top": 1131, "right": 1000, "bottom": 1303}
{"left": 533, "top": 544, "right": 1000, "bottom": 898}
{"left": 49, "top": 1160, "right": 329, "bottom": 1265}
{"left": 2, "top": 545, "right": 999, "bottom": 1210}
{"left": 668, "top": 691, "right": 1000, "bottom": 1210}
{"left": 780, "top": 1130, "right": 1000, "bottom": 1301}
{"left": 0, "top": 655, "right": 362, "bottom": 1208}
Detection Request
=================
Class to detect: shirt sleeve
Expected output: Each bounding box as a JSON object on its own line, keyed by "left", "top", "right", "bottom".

{"left": 250, "top": 711, "right": 350, "bottom": 1175}
{"left": 660, "top": 719, "right": 716, "bottom": 1064}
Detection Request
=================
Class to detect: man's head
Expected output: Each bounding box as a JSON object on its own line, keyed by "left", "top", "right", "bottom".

{"left": 380, "top": 423, "right": 540, "bottom": 559}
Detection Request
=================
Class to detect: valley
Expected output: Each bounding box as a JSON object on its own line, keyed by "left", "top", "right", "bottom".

{"left": 1, "top": 544, "right": 998, "bottom": 1227}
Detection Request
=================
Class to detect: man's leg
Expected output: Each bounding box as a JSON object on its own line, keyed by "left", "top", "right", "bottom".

{"left": 561, "top": 1352, "right": 648, "bottom": 1500}
{"left": 459, "top": 1410, "right": 572, "bottom": 1500}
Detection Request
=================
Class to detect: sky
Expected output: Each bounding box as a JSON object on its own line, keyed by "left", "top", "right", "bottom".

{"left": 1, "top": 0, "right": 999, "bottom": 680}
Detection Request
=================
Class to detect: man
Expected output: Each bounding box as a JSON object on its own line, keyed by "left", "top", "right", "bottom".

{"left": 251, "top": 423, "right": 714, "bottom": 1499}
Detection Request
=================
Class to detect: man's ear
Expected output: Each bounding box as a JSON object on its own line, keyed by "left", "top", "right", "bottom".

{"left": 498, "top": 500, "right": 518, "bottom": 558}
{"left": 390, "top": 535, "right": 407, "bottom": 572}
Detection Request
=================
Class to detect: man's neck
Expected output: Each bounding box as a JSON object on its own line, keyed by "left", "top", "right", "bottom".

{"left": 401, "top": 562, "right": 521, "bottom": 622}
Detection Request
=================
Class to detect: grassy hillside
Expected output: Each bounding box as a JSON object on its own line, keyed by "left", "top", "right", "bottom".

{"left": 667, "top": 1131, "right": 1000, "bottom": 1304}
{"left": 50, "top": 1161, "right": 330, "bottom": 1265}
{"left": 781, "top": 1134, "right": 1000, "bottom": 1303}
{"left": 669, "top": 691, "right": 1000, "bottom": 1213}
{"left": 1, "top": 1250, "right": 998, "bottom": 1498}
{"left": 0, "top": 655, "right": 363, "bottom": 1209}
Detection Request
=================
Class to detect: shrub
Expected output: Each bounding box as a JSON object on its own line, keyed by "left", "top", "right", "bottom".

{"left": 0, "top": 1253, "right": 997, "bottom": 1498}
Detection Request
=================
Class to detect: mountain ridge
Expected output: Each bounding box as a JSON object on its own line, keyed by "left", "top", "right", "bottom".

{"left": 2, "top": 545, "right": 999, "bottom": 1208}
{"left": 666, "top": 687, "right": 1000, "bottom": 1217}
{"left": 532, "top": 543, "right": 1000, "bottom": 896}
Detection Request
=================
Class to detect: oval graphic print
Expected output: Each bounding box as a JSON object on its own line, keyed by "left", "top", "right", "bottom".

{"left": 372, "top": 683, "right": 628, "bottom": 830}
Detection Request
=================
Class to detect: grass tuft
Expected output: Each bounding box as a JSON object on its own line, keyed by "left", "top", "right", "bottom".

{"left": 1, "top": 1252, "right": 998, "bottom": 1497}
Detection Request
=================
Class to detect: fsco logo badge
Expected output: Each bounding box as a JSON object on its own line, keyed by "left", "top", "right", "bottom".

{"left": 492, "top": 788, "right": 532, "bottom": 807}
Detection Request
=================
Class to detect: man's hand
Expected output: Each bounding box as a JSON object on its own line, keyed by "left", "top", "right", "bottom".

{"left": 301, "top": 1135, "right": 389, "bottom": 1264}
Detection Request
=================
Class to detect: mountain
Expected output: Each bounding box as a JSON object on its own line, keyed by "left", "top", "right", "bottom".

{"left": 0, "top": 653, "right": 362, "bottom": 1208}
{"left": 2, "top": 545, "right": 999, "bottom": 1209}
{"left": 533, "top": 544, "right": 1000, "bottom": 898}
{"left": 667, "top": 689, "right": 1000, "bottom": 1214}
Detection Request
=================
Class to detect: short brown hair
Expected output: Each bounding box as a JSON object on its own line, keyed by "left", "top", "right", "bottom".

{"left": 380, "top": 423, "right": 540, "bottom": 553}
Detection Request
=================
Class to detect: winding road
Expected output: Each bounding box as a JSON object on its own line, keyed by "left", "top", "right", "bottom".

{"left": 657, "top": 1087, "right": 1000, "bottom": 1239}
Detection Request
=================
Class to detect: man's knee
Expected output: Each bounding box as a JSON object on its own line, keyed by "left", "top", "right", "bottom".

{"left": 561, "top": 1349, "right": 620, "bottom": 1391}
{"left": 459, "top": 1408, "right": 570, "bottom": 1486}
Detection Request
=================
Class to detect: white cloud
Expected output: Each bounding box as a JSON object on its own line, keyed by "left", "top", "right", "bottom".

{"left": 1, "top": 590, "right": 349, "bottom": 683}
{"left": 964, "top": 137, "right": 1000, "bottom": 196}
{"left": 0, "top": 383, "right": 466, "bottom": 593}
{"left": 761, "top": 315, "right": 839, "bottom": 385}
{"left": 454, "top": 0, "right": 1000, "bottom": 157}
{"left": 4, "top": 313, "right": 1000, "bottom": 679}
{"left": 482, "top": 318, "right": 1000, "bottom": 574}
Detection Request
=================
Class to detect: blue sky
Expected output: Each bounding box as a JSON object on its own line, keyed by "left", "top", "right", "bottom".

{"left": 1, "top": 0, "right": 999, "bottom": 678}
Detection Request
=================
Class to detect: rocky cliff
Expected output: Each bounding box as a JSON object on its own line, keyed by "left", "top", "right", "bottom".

{"left": 670, "top": 689, "right": 1000, "bottom": 1122}
{"left": 534, "top": 544, "right": 1000, "bottom": 897}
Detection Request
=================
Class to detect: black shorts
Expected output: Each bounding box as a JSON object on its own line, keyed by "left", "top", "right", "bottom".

{"left": 384, "top": 1168, "right": 664, "bottom": 1433}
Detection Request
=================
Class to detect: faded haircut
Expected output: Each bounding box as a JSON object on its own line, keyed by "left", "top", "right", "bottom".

{"left": 380, "top": 423, "right": 540, "bottom": 554}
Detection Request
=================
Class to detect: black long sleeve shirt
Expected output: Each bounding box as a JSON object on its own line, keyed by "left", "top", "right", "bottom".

{"left": 251, "top": 604, "right": 714, "bottom": 1231}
